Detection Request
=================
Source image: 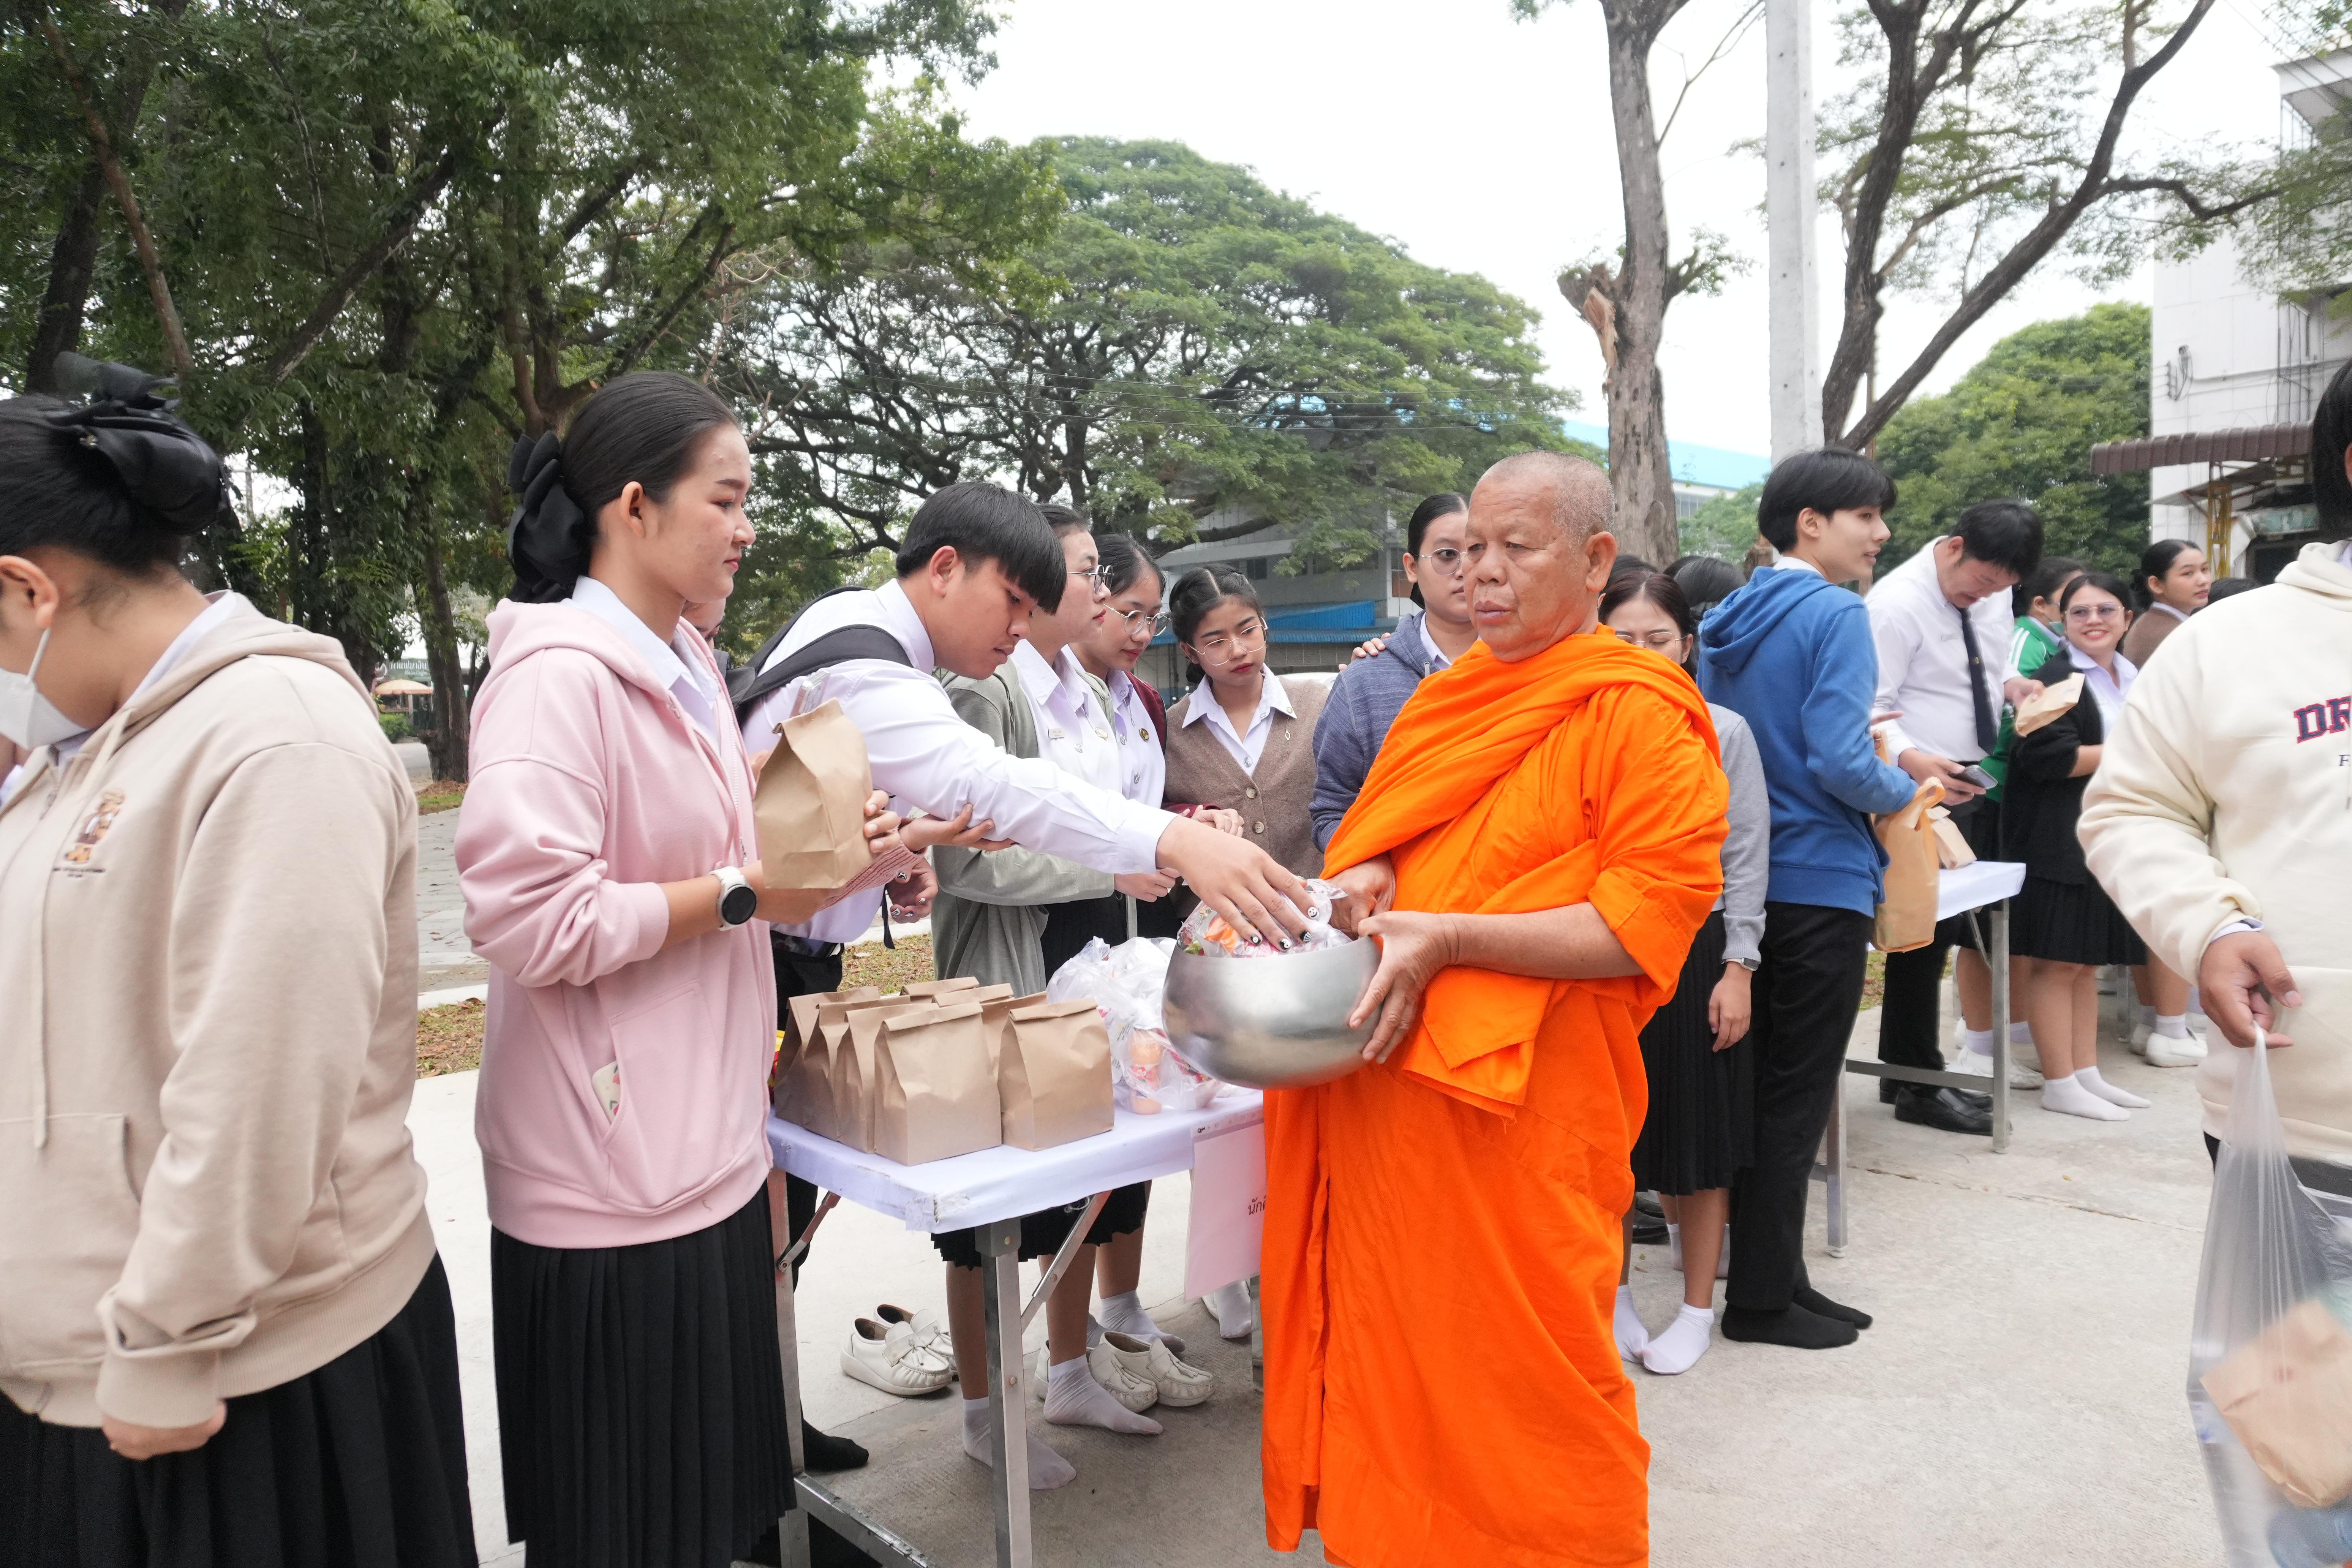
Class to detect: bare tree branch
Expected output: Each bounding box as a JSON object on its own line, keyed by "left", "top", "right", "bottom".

{"left": 261, "top": 139, "right": 467, "bottom": 387}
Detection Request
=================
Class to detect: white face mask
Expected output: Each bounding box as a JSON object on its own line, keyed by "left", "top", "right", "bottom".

{"left": 0, "top": 627, "right": 87, "bottom": 750}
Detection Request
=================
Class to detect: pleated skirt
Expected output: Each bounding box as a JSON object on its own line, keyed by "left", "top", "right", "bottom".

{"left": 491, "top": 1189, "right": 789, "bottom": 1568}
{"left": 1630, "top": 910, "right": 1754, "bottom": 1195}
{"left": 2012, "top": 874, "right": 2148, "bottom": 967}
{"left": 0, "top": 1254, "right": 475, "bottom": 1568}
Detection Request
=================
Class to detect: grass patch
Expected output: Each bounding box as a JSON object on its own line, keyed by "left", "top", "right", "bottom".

{"left": 417, "top": 998, "right": 485, "bottom": 1078}
{"left": 1859, "top": 949, "right": 1886, "bottom": 1012}
{"left": 843, "top": 933, "right": 937, "bottom": 993}
{"left": 415, "top": 779, "right": 467, "bottom": 815}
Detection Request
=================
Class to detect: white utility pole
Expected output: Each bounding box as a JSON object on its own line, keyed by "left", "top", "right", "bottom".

{"left": 1765, "top": 0, "right": 1821, "bottom": 460}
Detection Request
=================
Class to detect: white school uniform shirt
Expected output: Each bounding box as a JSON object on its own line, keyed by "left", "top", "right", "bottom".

{"left": 565, "top": 575, "right": 721, "bottom": 741}
{"left": 743, "top": 580, "right": 1167, "bottom": 944}
{"left": 2066, "top": 639, "right": 2137, "bottom": 733}
{"left": 0, "top": 591, "right": 251, "bottom": 810}
{"left": 1103, "top": 669, "right": 1167, "bottom": 806}
{"left": 1418, "top": 615, "right": 1457, "bottom": 672}
{"left": 1012, "top": 640, "right": 1122, "bottom": 798}
{"left": 1867, "top": 538, "right": 2019, "bottom": 765}
{"left": 1181, "top": 672, "right": 1293, "bottom": 773}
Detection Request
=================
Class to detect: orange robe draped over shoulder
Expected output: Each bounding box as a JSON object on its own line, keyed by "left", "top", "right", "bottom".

{"left": 1261, "top": 629, "right": 1728, "bottom": 1568}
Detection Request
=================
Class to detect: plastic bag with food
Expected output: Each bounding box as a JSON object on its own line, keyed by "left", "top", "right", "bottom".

{"left": 1046, "top": 936, "right": 1220, "bottom": 1114}
{"left": 1178, "top": 878, "right": 1352, "bottom": 958}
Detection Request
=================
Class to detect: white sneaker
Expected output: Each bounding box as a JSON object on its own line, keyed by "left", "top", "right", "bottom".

{"left": 1087, "top": 1333, "right": 1162, "bottom": 1413}
{"left": 1949, "top": 1043, "right": 2044, "bottom": 1090}
{"left": 2145, "top": 1022, "right": 2208, "bottom": 1068}
{"left": 875, "top": 1302, "right": 952, "bottom": 1361}
{"left": 1140, "top": 1338, "right": 1215, "bottom": 1407}
{"left": 2129, "top": 1019, "right": 2153, "bottom": 1056}
{"left": 842, "top": 1317, "right": 955, "bottom": 1396}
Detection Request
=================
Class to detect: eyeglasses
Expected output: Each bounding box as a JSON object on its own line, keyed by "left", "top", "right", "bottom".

{"left": 1192, "top": 619, "right": 1266, "bottom": 656}
{"left": 2065, "top": 603, "right": 2124, "bottom": 622}
{"left": 1413, "top": 547, "right": 1466, "bottom": 577}
{"left": 1068, "top": 564, "right": 1109, "bottom": 588}
{"left": 1613, "top": 628, "right": 1685, "bottom": 654}
{"left": 1112, "top": 605, "right": 1172, "bottom": 637}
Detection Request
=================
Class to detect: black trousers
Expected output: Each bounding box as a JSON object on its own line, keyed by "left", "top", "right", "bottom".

{"left": 1727, "top": 902, "right": 1874, "bottom": 1313}
{"left": 1878, "top": 797, "right": 2002, "bottom": 1075}
{"left": 771, "top": 937, "right": 843, "bottom": 1287}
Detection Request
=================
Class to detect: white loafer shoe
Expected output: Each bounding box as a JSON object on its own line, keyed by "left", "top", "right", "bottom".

{"left": 2145, "top": 1026, "right": 2207, "bottom": 1068}
{"left": 842, "top": 1317, "right": 955, "bottom": 1396}
{"left": 1142, "top": 1339, "right": 1214, "bottom": 1407}
{"left": 1087, "top": 1333, "right": 1162, "bottom": 1413}
{"left": 875, "top": 1302, "right": 952, "bottom": 1361}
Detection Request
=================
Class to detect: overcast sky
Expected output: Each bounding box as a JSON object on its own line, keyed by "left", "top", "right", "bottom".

{"left": 945, "top": 0, "right": 2296, "bottom": 459}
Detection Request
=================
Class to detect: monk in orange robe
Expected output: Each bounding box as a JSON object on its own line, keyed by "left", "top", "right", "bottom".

{"left": 1261, "top": 452, "right": 1728, "bottom": 1568}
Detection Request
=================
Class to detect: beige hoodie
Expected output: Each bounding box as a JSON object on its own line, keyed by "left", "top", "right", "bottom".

{"left": 0, "top": 601, "right": 432, "bottom": 1427}
{"left": 2080, "top": 541, "right": 2352, "bottom": 1160}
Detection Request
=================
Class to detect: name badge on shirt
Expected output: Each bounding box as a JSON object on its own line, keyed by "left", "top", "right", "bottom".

{"left": 1048, "top": 727, "right": 1067, "bottom": 741}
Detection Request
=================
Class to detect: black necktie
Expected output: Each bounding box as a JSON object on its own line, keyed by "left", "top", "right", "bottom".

{"left": 1957, "top": 605, "right": 1997, "bottom": 755}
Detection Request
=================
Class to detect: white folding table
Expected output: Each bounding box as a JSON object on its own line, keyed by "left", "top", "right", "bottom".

{"left": 765, "top": 1092, "right": 1266, "bottom": 1568}
{"left": 1817, "top": 858, "right": 2027, "bottom": 1254}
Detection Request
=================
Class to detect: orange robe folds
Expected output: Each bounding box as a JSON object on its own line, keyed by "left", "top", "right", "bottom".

{"left": 1261, "top": 629, "right": 1728, "bottom": 1568}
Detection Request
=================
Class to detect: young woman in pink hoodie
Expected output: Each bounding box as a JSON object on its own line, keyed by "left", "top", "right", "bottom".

{"left": 457, "top": 373, "right": 892, "bottom": 1567}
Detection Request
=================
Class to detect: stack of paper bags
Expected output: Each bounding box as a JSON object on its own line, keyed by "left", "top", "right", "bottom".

{"left": 775, "top": 976, "right": 1029, "bottom": 1165}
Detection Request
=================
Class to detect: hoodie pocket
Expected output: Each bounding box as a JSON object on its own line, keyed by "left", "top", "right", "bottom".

{"left": 0, "top": 1113, "right": 141, "bottom": 1376}
{"left": 598, "top": 984, "right": 732, "bottom": 1212}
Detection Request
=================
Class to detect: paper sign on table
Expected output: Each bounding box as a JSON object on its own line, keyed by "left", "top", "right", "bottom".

{"left": 1184, "top": 1122, "right": 1267, "bottom": 1299}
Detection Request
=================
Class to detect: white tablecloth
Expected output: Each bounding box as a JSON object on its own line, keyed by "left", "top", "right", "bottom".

{"left": 767, "top": 1091, "right": 1266, "bottom": 1234}
{"left": 1937, "top": 858, "right": 2025, "bottom": 922}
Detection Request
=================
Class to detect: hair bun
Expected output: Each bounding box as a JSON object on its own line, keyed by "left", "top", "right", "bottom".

{"left": 43, "top": 356, "right": 231, "bottom": 532}
{"left": 504, "top": 430, "right": 591, "bottom": 604}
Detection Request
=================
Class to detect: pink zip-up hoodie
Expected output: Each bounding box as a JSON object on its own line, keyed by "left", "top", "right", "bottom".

{"left": 457, "top": 599, "right": 774, "bottom": 1249}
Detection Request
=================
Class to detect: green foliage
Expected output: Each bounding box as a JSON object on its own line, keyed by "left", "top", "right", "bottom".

{"left": 735, "top": 137, "right": 1577, "bottom": 560}
{"left": 1875, "top": 302, "right": 2151, "bottom": 573}
{"left": 378, "top": 711, "right": 413, "bottom": 742}
{"left": 1679, "top": 482, "right": 1764, "bottom": 563}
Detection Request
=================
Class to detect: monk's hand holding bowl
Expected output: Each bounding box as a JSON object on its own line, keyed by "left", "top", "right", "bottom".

{"left": 1348, "top": 907, "right": 1461, "bottom": 1062}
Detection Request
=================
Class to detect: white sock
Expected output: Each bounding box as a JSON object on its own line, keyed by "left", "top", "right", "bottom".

{"left": 2009, "top": 1021, "right": 2035, "bottom": 1045}
{"left": 2156, "top": 1013, "right": 2189, "bottom": 1040}
{"left": 1096, "top": 1289, "right": 1184, "bottom": 1355}
{"left": 1614, "top": 1285, "right": 1649, "bottom": 1360}
{"left": 2042, "top": 1074, "right": 2129, "bottom": 1121}
{"left": 1666, "top": 1221, "right": 1683, "bottom": 1273}
{"left": 1639, "top": 1304, "right": 1716, "bottom": 1375}
{"left": 1962, "top": 1027, "right": 1995, "bottom": 1058}
{"left": 1205, "top": 1280, "right": 1253, "bottom": 1339}
{"left": 1042, "top": 1355, "right": 1160, "bottom": 1435}
{"left": 2075, "top": 1065, "right": 2150, "bottom": 1109}
{"left": 962, "top": 1395, "right": 1077, "bottom": 1489}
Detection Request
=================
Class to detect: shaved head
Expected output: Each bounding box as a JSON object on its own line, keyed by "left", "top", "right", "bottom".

{"left": 1473, "top": 451, "right": 1613, "bottom": 543}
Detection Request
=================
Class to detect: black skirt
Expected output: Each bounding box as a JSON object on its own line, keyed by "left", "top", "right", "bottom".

{"left": 0, "top": 1253, "right": 475, "bottom": 1568}
{"left": 2011, "top": 874, "right": 2147, "bottom": 967}
{"left": 1630, "top": 910, "right": 1754, "bottom": 1195}
{"left": 931, "top": 1182, "right": 1153, "bottom": 1269}
{"left": 491, "top": 1188, "right": 789, "bottom": 1568}
{"left": 1040, "top": 894, "right": 1131, "bottom": 980}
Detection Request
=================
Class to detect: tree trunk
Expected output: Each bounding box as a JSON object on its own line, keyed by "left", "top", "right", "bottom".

{"left": 416, "top": 507, "right": 469, "bottom": 782}
{"left": 1589, "top": 0, "right": 1684, "bottom": 567}
{"left": 26, "top": 160, "right": 108, "bottom": 391}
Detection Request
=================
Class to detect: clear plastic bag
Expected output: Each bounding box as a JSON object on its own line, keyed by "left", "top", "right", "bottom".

{"left": 1177, "top": 878, "right": 1353, "bottom": 958}
{"left": 1045, "top": 936, "right": 1221, "bottom": 1114}
{"left": 2187, "top": 1032, "right": 2352, "bottom": 1565}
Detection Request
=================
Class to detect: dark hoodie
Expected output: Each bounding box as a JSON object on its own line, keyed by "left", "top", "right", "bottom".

{"left": 1698, "top": 565, "right": 1915, "bottom": 915}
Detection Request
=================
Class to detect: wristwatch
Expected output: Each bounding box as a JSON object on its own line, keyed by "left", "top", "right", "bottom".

{"left": 714, "top": 866, "right": 759, "bottom": 928}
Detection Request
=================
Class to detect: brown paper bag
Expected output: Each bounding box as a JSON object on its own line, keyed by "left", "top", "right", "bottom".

{"left": 873, "top": 1001, "right": 1001, "bottom": 1165}
{"left": 1926, "top": 806, "right": 1977, "bottom": 871}
{"left": 906, "top": 977, "right": 981, "bottom": 1000}
{"left": 775, "top": 985, "right": 883, "bottom": 1122}
{"left": 1874, "top": 779, "right": 1944, "bottom": 954}
{"left": 2201, "top": 1299, "right": 2352, "bottom": 1507}
{"left": 980, "top": 991, "right": 1048, "bottom": 1081}
{"left": 2013, "top": 673, "right": 2083, "bottom": 737}
{"left": 833, "top": 1002, "right": 938, "bottom": 1154}
{"left": 1001, "top": 999, "right": 1114, "bottom": 1150}
{"left": 791, "top": 996, "right": 903, "bottom": 1142}
{"left": 757, "top": 697, "right": 876, "bottom": 890}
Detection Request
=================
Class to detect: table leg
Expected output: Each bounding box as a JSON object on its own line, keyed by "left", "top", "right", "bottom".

{"left": 775, "top": 1247, "right": 812, "bottom": 1568}
{"left": 1825, "top": 1065, "right": 1847, "bottom": 1257}
{"left": 1248, "top": 1275, "right": 1263, "bottom": 1392}
{"left": 980, "top": 1217, "right": 1032, "bottom": 1568}
{"left": 1990, "top": 904, "right": 2012, "bottom": 1154}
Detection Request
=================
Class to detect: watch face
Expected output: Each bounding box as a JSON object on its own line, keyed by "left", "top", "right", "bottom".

{"left": 720, "top": 880, "right": 760, "bottom": 926}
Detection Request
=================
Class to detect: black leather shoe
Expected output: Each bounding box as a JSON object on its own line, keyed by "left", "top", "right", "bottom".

{"left": 1878, "top": 1079, "right": 1901, "bottom": 1105}
{"left": 1894, "top": 1085, "right": 1993, "bottom": 1136}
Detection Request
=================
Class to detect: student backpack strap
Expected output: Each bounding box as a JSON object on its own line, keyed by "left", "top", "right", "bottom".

{"left": 727, "top": 587, "right": 913, "bottom": 726}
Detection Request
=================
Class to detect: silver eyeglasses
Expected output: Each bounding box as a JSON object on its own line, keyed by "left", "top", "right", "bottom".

{"left": 1112, "top": 605, "right": 1172, "bottom": 635}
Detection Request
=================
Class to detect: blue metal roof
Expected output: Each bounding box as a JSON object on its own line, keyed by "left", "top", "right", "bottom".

{"left": 1150, "top": 601, "right": 1392, "bottom": 646}
{"left": 1560, "top": 421, "right": 1770, "bottom": 492}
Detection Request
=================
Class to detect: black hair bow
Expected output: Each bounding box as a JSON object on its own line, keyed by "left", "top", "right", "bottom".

{"left": 505, "top": 430, "right": 591, "bottom": 604}
{"left": 43, "top": 355, "right": 232, "bottom": 531}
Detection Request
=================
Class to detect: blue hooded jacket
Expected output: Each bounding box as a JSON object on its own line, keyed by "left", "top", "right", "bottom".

{"left": 1698, "top": 567, "right": 1916, "bottom": 916}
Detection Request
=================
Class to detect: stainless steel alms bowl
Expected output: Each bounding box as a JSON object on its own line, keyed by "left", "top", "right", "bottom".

{"left": 1162, "top": 938, "right": 1379, "bottom": 1091}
